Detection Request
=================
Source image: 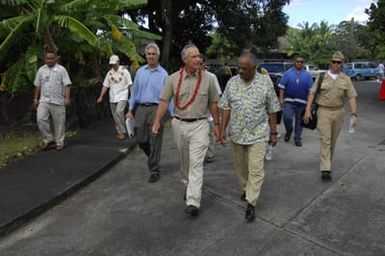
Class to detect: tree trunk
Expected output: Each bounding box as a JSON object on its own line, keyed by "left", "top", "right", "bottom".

{"left": 160, "top": 0, "right": 173, "bottom": 68}
{"left": 44, "top": 26, "right": 58, "bottom": 53}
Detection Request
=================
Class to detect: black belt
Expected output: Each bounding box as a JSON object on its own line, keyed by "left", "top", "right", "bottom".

{"left": 138, "top": 103, "right": 158, "bottom": 107}
{"left": 174, "top": 116, "right": 207, "bottom": 122}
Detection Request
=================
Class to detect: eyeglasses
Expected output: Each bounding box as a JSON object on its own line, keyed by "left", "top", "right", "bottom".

{"left": 296, "top": 60, "right": 304, "bottom": 63}
{"left": 331, "top": 60, "right": 342, "bottom": 64}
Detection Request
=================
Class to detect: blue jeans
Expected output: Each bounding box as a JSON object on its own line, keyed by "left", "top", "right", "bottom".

{"left": 283, "top": 102, "right": 305, "bottom": 144}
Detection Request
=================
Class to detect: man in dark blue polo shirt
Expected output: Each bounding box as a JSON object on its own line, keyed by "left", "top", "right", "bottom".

{"left": 278, "top": 55, "right": 313, "bottom": 146}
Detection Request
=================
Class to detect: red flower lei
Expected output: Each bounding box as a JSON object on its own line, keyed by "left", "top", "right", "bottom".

{"left": 175, "top": 68, "right": 202, "bottom": 110}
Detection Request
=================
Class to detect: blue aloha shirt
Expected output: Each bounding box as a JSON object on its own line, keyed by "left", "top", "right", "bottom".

{"left": 220, "top": 73, "right": 281, "bottom": 145}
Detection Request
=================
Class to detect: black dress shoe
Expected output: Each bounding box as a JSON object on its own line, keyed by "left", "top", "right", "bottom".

{"left": 284, "top": 134, "right": 291, "bottom": 142}
{"left": 245, "top": 203, "right": 255, "bottom": 222}
{"left": 148, "top": 172, "right": 160, "bottom": 183}
{"left": 295, "top": 141, "right": 302, "bottom": 147}
{"left": 185, "top": 205, "right": 199, "bottom": 216}
{"left": 321, "top": 170, "right": 332, "bottom": 181}
{"left": 240, "top": 191, "right": 246, "bottom": 202}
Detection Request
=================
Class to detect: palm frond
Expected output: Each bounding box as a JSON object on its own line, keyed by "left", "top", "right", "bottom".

{"left": 0, "top": 15, "right": 29, "bottom": 38}
{"left": 104, "top": 14, "right": 161, "bottom": 40}
{"left": 60, "top": 0, "right": 89, "bottom": 13}
{"left": 0, "top": 15, "right": 32, "bottom": 59}
{"left": 53, "top": 15, "right": 99, "bottom": 47}
{"left": 98, "top": 37, "right": 113, "bottom": 56}
{"left": 35, "top": 7, "right": 43, "bottom": 35}
{"left": 1, "top": 0, "right": 30, "bottom": 6}
{"left": 103, "top": 14, "right": 140, "bottom": 29}
{"left": 0, "top": 58, "right": 25, "bottom": 93}
{"left": 111, "top": 0, "right": 148, "bottom": 11}
{"left": 115, "top": 37, "right": 144, "bottom": 64}
{"left": 24, "top": 44, "right": 40, "bottom": 82}
{"left": 128, "top": 29, "right": 161, "bottom": 40}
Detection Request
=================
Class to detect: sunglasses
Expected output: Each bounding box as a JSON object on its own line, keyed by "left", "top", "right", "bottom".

{"left": 331, "top": 60, "right": 342, "bottom": 64}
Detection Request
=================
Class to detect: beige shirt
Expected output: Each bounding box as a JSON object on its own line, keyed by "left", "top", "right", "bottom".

{"left": 311, "top": 71, "right": 357, "bottom": 108}
{"left": 161, "top": 69, "right": 220, "bottom": 118}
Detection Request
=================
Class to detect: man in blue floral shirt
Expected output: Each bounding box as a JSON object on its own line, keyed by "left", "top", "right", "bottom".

{"left": 219, "top": 52, "right": 281, "bottom": 222}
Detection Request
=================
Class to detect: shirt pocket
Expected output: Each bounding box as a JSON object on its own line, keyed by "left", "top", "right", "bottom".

{"left": 320, "top": 80, "right": 331, "bottom": 90}
{"left": 337, "top": 82, "right": 347, "bottom": 91}
{"left": 177, "top": 87, "right": 191, "bottom": 105}
{"left": 197, "top": 91, "right": 208, "bottom": 105}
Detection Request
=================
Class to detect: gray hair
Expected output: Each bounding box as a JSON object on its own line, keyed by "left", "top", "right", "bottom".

{"left": 181, "top": 43, "right": 198, "bottom": 62}
{"left": 145, "top": 43, "right": 160, "bottom": 56}
{"left": 239, "top": 52, "right": 257, "bottom": 67}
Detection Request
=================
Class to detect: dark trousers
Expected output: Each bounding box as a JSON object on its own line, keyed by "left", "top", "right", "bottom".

{"left": 134, "top": 105, "right": 169, "bottom": 173}
{"left": 283, "top": 102, "right": 305, "bottom": 144}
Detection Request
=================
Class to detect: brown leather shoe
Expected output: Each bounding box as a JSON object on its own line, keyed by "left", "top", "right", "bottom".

{"left": 40, "top": 141, "right": 54, "bottom": 150}
{"left": 55, "top": 144, "right": 64, "bottom": 151}
{"left": 116, "top": 133, "right": 125, "bottom": 140}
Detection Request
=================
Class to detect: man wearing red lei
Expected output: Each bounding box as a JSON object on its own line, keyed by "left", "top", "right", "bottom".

{"left": 152, "top": 44, "right": 220, "bottom": 217}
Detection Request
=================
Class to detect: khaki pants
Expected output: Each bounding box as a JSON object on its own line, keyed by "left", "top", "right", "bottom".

{"left": 317, "top": 107, "right": 344, "bottom": 171}
{"left": 37, "top": 102, "right": 66, "bottom": 146}
{"left": 231, "top": 142, "right": 266, "bottom": 206}
{"left": 171, "top": 118, "right": 209, "bottom": 208}
{"left": 110, "top": 101, "right": 127, "bottom": 134}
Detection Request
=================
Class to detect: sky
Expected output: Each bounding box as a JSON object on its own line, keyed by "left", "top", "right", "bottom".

{"left": 283, "top": 0, "right": 377, "bottom": 28}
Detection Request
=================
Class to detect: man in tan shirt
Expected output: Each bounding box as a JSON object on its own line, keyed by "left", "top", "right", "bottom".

{"left": 152, "top": 44, "right": 220, "bottom": 217}
{"left": 304, "top": 51, "right": 357, "bottom": 181}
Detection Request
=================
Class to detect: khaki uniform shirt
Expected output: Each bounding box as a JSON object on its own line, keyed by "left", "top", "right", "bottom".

{"left": 311, "top": 71, "right": 357, "bottom": 108}
{"left": 161, "top": 69, "right": 220, "bottom": 118}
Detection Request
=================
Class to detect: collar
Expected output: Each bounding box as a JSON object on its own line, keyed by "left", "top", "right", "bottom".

{"left": 183, "top": 68, "right": 200, "bottom": 79}
{"left": 145, "top": 64, "right": 160, "bottom": 71}
{"left": 45, "top": 64, "right": 59, "bottom": 71}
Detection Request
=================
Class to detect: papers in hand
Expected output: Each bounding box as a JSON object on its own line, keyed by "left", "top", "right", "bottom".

{"left": 125, "top": 117, "right": 135, "bottom": 138}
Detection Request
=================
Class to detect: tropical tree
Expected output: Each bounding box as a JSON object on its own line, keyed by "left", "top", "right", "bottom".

{"left": 286, "top": 21, "right": 336, "bottom": 66}
{"left": 206, "top": 32, "right": 238, "bottom": 62}
{"left": 365, "top": 0, "right": 385, "bottom": 59}
{"left": 215, "top": 0, "right": 290, "bottom": 53}
{"left": 333, "top": 20, "right": 370, "bottom": 61}
{"left": 0, "top": 0, "right": 158, "bottom": 93}
{"left": 127, "top": 0, "right": 291, "bottom": 68}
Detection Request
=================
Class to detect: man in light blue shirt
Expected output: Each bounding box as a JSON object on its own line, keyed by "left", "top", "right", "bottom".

{"left": 126, "top": 43, "right": 172, "bottom": 183}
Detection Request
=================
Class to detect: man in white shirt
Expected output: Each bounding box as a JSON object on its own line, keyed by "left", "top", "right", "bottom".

{"left": 97, "top": 55, "right": 133, "bottom": 140}
{"left": 33, "top": 49, "right": 71, "bottom": 151}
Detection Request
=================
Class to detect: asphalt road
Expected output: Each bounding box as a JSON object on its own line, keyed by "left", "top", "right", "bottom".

{"left": 0, "top": 80, "right": 384, "bottom": 256}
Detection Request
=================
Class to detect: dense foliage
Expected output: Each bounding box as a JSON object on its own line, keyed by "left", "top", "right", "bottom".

{"left": 127, "top": 0, "right": 291, "bottom": 69}
{"left": 0, "top": 0, "right": 159, "bottom": 92}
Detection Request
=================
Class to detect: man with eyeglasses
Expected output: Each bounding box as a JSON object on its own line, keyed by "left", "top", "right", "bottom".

{"left": 279, "top": 55, "right": 313, "bottom": 146}
{"left": 303, "top": 51, "right": 357, "bottom": 181}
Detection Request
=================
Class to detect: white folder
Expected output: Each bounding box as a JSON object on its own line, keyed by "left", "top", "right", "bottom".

{"left": 125, "top": 117, "right": 135, "bottom": 139}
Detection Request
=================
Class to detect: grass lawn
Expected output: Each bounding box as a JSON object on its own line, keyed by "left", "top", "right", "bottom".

{"left": 0, "top": 132, "right": 41, "bottom": 167}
